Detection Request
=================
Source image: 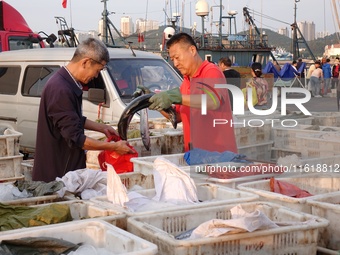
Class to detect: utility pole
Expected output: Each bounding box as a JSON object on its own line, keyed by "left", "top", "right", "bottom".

{"left": 101, "top": 0, "right": 108, "bottom": 45}
{"left": 292, "top": 0, "right": 299, "bottom": 60}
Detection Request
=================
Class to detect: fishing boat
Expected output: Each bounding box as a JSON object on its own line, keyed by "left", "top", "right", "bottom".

{"left": 162, "top": 0, "right": 276, "bottom": 67}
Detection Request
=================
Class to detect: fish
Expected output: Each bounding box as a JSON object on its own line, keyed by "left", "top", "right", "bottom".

{"left": 139, "top": 91, "right": 151, "bottom": 150}
{"left": 118, "top": 93, "right": 177, "bottom": 143}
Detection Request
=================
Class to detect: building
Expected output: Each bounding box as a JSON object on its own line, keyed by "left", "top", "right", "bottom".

{"left": 297, "top": 21, "right": 315, "bottom": 41}
{"left": 120, "top": 16, "right": 134, "bottom": 37}
{"left": 317, "top": 31, "right": 330, "bottom": 39}
{"left": 135, "top": 19, "right": 159, "bottom": 33}
{"left": 278, "top": 27, "right": 290, "bottom": 37}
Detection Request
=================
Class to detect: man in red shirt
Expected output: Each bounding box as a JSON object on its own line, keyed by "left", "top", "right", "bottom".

{"left": 149, "top": 33, "right": 237, "bottom": 153}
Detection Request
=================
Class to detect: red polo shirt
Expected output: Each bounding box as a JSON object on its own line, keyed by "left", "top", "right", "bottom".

{"left": 176, "top": 60, "right": 237, "bottom": 153}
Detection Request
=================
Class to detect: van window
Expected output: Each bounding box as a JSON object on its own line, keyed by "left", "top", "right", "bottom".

{"left": 22, "top": 66, "right": 60, "bottom": 97}
{"left": 0, "top": 66, "right": 21, "bottom": 95}
{"left": 107, "top": 59, "right": 182, "bottom": 99}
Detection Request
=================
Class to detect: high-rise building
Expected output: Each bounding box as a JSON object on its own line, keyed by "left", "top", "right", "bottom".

{"left": 297, "top": 21, "right": 315, "bottom": 41}
{"left": 278, "top": 27, "right": 290, "bottom": 37}
{"left": 136, "top": 19, "right": 159, "bottom": 33}
{"left": 121, "top": 16, "right": 134, "bottom": 37}
{"left": 317, "top": 31, "right": 330, "bottom": 39}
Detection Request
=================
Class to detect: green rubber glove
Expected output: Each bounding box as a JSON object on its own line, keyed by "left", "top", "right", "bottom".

{"left": 132, "top": 85, "right": 151, "bottom": 98}
{"left": 149, "top": 87, "right": 182, "bottom": 111}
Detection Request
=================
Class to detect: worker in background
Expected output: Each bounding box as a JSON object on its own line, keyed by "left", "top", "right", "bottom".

{"left": 310, "top": 60, "right": 323, "bottom": 97}
{"left": 218, "top": 57, "right": 241, "bottom": 111}
{"left": 332, "top": 58, "right": 339, "bottom": 90}
{"left": 296, "top": 58, "right": 305, "bottom": 86}
{"left": 322, "top": 58, "right": 332, "bottom": 96}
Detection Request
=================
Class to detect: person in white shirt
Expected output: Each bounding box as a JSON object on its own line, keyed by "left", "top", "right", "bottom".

{"left": 310, "top": 60, "right": 323, "bottom": 97}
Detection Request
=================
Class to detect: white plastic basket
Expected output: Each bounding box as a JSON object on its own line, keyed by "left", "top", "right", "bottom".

{"left": 298, "top": 133, "right": 340, "bottom": 158}
{"left": 20, "top": 159, "right": 34, "bottom": 181}
{"left": 119, "top": 172, "right": 154, "bottom": 190}
{"left": 271, "top": 147, "right": 301, "bottom": 160}
{"left": 127, "top": 201, "right": 328, "bottom": 255}
{"left": 237, "top": 173, "right": 340, "bottom": 213}
{"left": 201, "top": 172, "right": 282, "bottom": 189}
{"left": 91, "top": 183, "right": 259, "bottom": 218}
{"left": 86, "top": 150, "right": 101, "bottom": 166}
{"left": 0, "top": 128, "right": 22, "bottom": 157}
{"left": 162, "top": 131, "right": 184, "bottom": 154}
{"left": 0, "top": 200, "right": 126, "bottom": 233}
{"left": 233, "top": 122, "right": 272, "bottom": 147}
{"left": 307, "top": 191, "right": 340, "bottom": 252}
{"left": 311, "top": 112, "right": 340, "bottom": 127}
{"left": 0, "top": 154, "right": 23, "bottom": 180}
{"left": 128, "top": 135, "right": 164, "bottom": 157}
{"left": 0, "top": 194, "right": 62, "bottom": 206}
{"left": 0, "top": 219, "right": 158, "bottom": 254}
{"left": 272, "top": 124, "right": 340, "bottom": 151}
{"left": 238, "top": 141, "right": 273, "bottom": 161}
{"left": 130, "top": 153, "right": 188, "bottom": 174}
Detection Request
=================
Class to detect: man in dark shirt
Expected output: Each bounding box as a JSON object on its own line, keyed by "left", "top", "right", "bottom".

{"left": 32, "top": 38, "right": 133, "bottom": 182}
{"left": 296, "top": 58, "right": 305, "bottom": 78}
{"left": 218, "top": 57, "right": 241, "bottom": 111}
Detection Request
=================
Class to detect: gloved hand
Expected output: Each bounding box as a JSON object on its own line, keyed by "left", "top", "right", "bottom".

{"left": 132, "top": 85, "right": 151, "bottom": 99}
{"left": 149, "top": 87, "right": 182, "bottom": 111}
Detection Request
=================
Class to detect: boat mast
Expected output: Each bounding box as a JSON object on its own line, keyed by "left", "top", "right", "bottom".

{"left": 292, "top": 0, "right": 298, "bottom": 60}
{"left": 291, "top": 0, "right": 316, "bottom": 60}
{"left": 219, "top": 0, "right": 222, "bottom": 45}
{"left": 100, "top": 0, "right": 128, "bottom": 47}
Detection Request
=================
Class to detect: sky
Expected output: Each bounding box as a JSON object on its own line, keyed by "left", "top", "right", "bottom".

{"left": 3, "top": 0, "right": 338, "bottom": 37}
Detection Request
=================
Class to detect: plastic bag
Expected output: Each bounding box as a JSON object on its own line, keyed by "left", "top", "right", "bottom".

{"left": 97, "top": 136, "right": 138, "bottom": 173}
{"left": 106, "top": 163, "right": 129, "bottom": 207}
{"left": 242, "top": 83, "right": 258, "bottom": 106}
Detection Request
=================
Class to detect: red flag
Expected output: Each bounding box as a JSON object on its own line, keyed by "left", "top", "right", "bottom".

{"left": 62, "top": 0, "right": 67, "bottom": 8}
{"left": 138, "top": 33, "right": 145, "bottom": 43}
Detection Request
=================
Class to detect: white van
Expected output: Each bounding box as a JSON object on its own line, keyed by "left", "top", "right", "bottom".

{"left": 0, "top": 47, "right": 182, "bottom": 156}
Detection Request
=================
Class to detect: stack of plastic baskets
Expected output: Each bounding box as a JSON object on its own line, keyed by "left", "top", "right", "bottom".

{"left": 0, "top": 127, "right": 24, "bottom": 182}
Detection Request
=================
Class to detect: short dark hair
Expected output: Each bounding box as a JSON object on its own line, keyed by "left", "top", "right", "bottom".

{"left": 166, "top": 32, "right": 197, "bottom": 51}
{"left": 219, "top": 57, "right": 232, "bottom": 67}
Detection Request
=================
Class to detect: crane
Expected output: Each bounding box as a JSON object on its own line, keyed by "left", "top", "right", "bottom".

{"left": 243, "top": 7, "right": 279, "bottom": 65}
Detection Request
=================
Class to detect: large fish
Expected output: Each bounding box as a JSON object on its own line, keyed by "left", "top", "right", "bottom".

{"left": 139, "top": 92, "right": 150, "bottom": 150}
{"left": 118, "top": 93, "right": 177, "bottom": 144}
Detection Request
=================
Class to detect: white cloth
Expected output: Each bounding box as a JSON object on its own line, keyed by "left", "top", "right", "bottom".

{"left": 189, "top": 204, "right": 278, "bottom": 239}
{"left": 56, "top": 168, "right": 107, "bottom": 199}
{"left": 152, "top": 157, "right": 198, "bottom": 205}
{"left": 106, "top": 163, "right": 129, "bottom": 207}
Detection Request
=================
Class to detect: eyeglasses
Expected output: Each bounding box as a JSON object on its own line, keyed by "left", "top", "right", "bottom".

{"left": 89, "top": 57, "right": 107, "bottom": 71}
